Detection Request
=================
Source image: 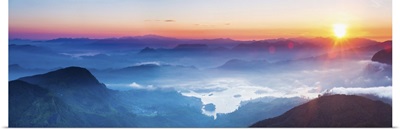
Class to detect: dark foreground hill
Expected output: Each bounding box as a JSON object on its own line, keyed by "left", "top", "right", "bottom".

{"left": 9, "top": 66, "right": 212, "bottom": 127}
{"left": 10, "top": 67, "right": 138, "bottom": 127}
{"left": 372, "top": 47, "right": 392, "bottom": 65}
{"left": 251, "top": 95, "right": 392, "bottom": 127}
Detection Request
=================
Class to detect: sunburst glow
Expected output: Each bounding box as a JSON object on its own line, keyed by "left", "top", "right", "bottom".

{"left": 333, "top": 24, "right": 347, "bottom": 38}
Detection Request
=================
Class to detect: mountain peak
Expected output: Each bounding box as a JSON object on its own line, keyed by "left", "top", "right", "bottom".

{"left": 372, "top": 47, "right": 392, "bottom": 65}
{"left": 9, "top": 64, "right": 23, "bottom": 70}
{"left": 139, "top": 47, "right": 157, "bottom": 53}
{"left": 251, "top": 94, "right": 392, "bottom": 127}
{"left": 174, "top": 44, "right": 208, "bottom": 49}
{"left": 19, "top": 66, "right": 104, "bottom": 90}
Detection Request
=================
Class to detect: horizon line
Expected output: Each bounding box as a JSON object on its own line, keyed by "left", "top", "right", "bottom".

{"left": 8, "top": 34, "right": 392, "bottom": 43}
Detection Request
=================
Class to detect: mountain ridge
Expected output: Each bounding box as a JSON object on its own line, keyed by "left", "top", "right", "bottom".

{"left": 250, "top": 94, "right": 392, "bottom": 127}
{"left": 19, "top": 66, "right": 105, "bottom": 90}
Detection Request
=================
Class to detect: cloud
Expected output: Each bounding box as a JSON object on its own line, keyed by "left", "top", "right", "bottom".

{"left": 128, "top": 82, "right": 141, "bottom": 88}
{"left": 327, "top": 86, "right": 392, "bottom": 99}
{"left": 233, "top": 94, "right": 241, "bottom": 98}
{"left": 254, "top": 90, "right": 268, "bottom": 94}
{"left": 164, "top": 20, "right": 175, "bottom": 22}
{"left": 128, "top": 82, "right": 157, "bottom": 90}
{"left": 60, "top": 52, "right": 100, "bottom": 58}
{"left": 180, "top": 78, "right": 325, "bottom": 117}
{"left": 134, "top": 61, "right": 161, "bottom": 66}
{"left": 192, "top": 87, "right": 227, "bottom": 93}
{"left": 358, "top": 60, "right": 389, "bottom": 67}
{"left": 106, "top": 82, "right": 157, "bottom": 90}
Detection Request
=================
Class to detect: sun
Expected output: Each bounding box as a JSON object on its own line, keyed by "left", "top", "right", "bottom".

{"left": 333, "top": 23, "right": 347, "bottom": 38}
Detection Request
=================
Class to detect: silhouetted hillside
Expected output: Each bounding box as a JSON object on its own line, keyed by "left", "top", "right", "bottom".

{"left": 173, "top": 44, "right": 209, "bottom": 52}
{"left": 9, "top": 64, "right": 24, "bottom": 71}
{"left": 372, "top": 47, "right": 392, "bottom": 65}
{"left": 9, "top": 80, "right": 85, "bottom": 127}
{"left": 19, "top": 67, "right": 106, "bottom": 90}
{"left": 9, "top": 44, "right": 55, "bottom": 54}
{"left": 11, "top": 67, "right": 138, "bottom": 127}
{"left": 18, "top": 67, "right": 113, "bottom": 112}
{"left": 214, "top": 97, "right": 308, "bottom": 127}
{"left": 251, "top": 95, "right": 392, "bottom": 127}
{"left": 139, "top": 47, "right": 157, "bottom": 53}
{"left": 10, "top": 66, "right": 214, "bottom": 127}
{"left": 218, "top": 59, "right": 270, "bottom": 70}
{"left": 46, "top": 38, "right": 94, "bottom": 43}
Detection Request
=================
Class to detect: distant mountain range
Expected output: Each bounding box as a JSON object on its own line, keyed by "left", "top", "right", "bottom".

{"left": 251, "top": 95, "right": 392, "bottom": 127}
{"left": 9, "top": 35, "right": 389, "bottom": 70}
{"left": 9, "top": 35, "right": 385, "bottom": 52}
{"left": 19, "top": 35, "right": 243, "bottom": 51}
{"left": 9, "top": 44, "right": 55, "bottom": 54}
{"left": 9, "top": 64, "right": 51, "bottom": 80}
{"left": 217, "top": 59, "right": 270, "bottom": 70}
{"left": 213, "top": 40, "right": 392, "bottom": 72}
{"left": 132, "top": 37, "right": 386, "bottom": 66}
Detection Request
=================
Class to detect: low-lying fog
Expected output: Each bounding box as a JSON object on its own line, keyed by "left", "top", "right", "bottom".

{"left": 9, "top": 37, "right": 392, "bottom": 121}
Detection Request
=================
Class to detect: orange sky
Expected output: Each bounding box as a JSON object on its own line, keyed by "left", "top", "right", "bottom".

{"left": 9, "top": 0, "right": 392, "bottom": 41}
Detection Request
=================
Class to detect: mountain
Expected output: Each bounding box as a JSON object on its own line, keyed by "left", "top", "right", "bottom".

{"left": 45, "top": 38, "right": 95, "bottom": 44}
{"left": 363, "top": 42, "right": 392, "bottom": 74}
{"left": 137, "top": 41, "right": 234, "bottom": 60}
{"left": 18, "top": 67, "right": 114, "bottom": 115}
{"left": 138, "top": 47, "right": 157, "bottom": 53}
{"left": 9, "top": 64, "right": 49, "bottom": 80}
{"left": 217, "top": 59, "right": 270, "bottom": 70}
{"left": 232, "top": 38, "right": 380, "bottom": 53}
{"left": 9, "top": 44, "right": 72, "bottom": 70}
{"left": 372, "top": 47, "right": 392, "bottom": 65}
{"left": 9, "top": 80, "right": 85, "bottom": 127}
{"left": 232, "top": 40, "right": 319, "bottom": 52}
{"left": 173, "top": 44, "right": 208, "bottom": 50}
{"left": 211, "top": 38, "right": 392, "bottom": 74}
{"left": 351, "top": 40, "right": 392, "bottom": 53}
{"left": 9, "top": 64, "right": 24, "bottom": 72}
{"left": 9, "top": 39, "right": 35, "bottom": 45}
{"left": 87, "top": 37, "right": 232, "bottom": 52}
{"left": 11, "top": 67, "right": 139, "bottom": 127}
{"left": 129, "top": 34, "right": 178, "bottom": 40}
{"left": 9, "top": 44, "right": 55, "bottom": 54}
{"left": 360, "top": 46, "right": 392, "bottom": 86}
{"left": 10, "top": 66, "right": 214, "bottom": 127}
{"left": 19, "top": 67, "right": 107, "bottom": 90}
{"left": 214, "top": 97, "right": 308, "bottom": 127}
{"left": 251, "top": 95, "right": 392, "bottom": 127}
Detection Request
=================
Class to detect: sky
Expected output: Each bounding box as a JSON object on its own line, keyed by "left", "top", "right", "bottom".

{"left": 9, "top": 0, "right": 392, "bottom": 41}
